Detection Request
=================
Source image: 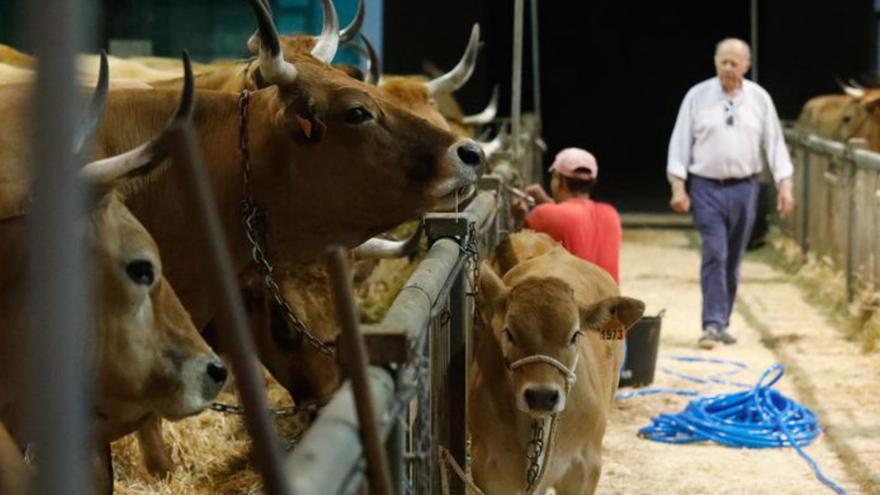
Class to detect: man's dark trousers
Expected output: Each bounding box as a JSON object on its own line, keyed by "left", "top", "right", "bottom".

{"left": 689, "top": 175, "right": 760, "bottom": 330}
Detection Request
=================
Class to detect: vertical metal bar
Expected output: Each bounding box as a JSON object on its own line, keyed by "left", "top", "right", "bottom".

{"left": 22, "top": 0, "right": 93, "bottom": 493}
{"left": 443, "top": 269, "right": 469, "bottom": 495}
{"left": 511, "top": 0, "right": 525, "bottom": 161}
{"left": 327, "top": 247, "right": 394, "bottom": 495}
{"left": 387, "top": 394, "right": 406, "bottom": 495}
{"left": 800, "top": 145, "right": 811, "bottom": 254}
{"left": 529, "top": 0, "right": 542, "bottom": 128}
{"left": 750, "top": 0, "right": 759, "bottom": 82}
{"left": 168, "top": 127, "right": 292, "bottom": 495}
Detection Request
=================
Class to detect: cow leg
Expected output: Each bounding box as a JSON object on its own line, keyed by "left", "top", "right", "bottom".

{"left": 554, "top": 459, "right": 598, "bottom": 495}
{"left": 136, "top": 415, "right": 174, "bottom": 477}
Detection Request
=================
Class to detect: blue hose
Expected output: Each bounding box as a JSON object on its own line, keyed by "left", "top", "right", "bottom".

{"left": 636, "top": 364, "right": 849, "bottom": 494}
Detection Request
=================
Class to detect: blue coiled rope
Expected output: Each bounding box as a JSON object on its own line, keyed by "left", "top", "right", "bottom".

{"left": 634, "top": 364, "right": 848, "bottom": 494}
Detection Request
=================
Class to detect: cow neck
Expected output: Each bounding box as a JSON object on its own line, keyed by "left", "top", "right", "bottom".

{"left": 236, "top": 90, "right": 335, "bottom": 357}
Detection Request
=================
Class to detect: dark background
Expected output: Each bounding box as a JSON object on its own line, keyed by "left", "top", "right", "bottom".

{"left": 2, "top": 1, "right": 876, "bottom": 212}
{"left": 385, "top": 0, "right": 877, "bottom": 212}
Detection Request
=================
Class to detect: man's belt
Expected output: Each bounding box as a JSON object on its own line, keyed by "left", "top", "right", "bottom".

{"left": 690, "top": 173, "right": 758, "bottom": 186}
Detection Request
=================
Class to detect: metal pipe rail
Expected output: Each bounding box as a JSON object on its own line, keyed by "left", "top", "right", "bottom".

{"left": 285, "top": 170, "right": 517, "bottom": 495}
{"left": 784, "top": 128, "right": 880, "bottom": 299}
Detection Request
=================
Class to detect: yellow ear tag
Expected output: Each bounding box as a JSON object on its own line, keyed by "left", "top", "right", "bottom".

{"left": 295, "top": 115, "right": 313, "bottom": 139}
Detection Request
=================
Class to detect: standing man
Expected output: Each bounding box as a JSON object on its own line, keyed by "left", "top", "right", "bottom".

{"left": 513, "top": 147, "right": 622, "bottom": 284}
{"left": 668, "top": 38, "right": 794, "bottom": 349}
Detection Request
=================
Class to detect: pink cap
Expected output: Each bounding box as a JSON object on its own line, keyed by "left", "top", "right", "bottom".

{"left": 548, "top": 148, "right": 598, "bottom": 180}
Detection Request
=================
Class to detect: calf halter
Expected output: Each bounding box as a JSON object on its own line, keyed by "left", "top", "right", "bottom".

{"left": 508, "top": 351, "right": 579, "bottom": 494}
{"left": 237, "top": 89, "right": 336, "bottom": 357}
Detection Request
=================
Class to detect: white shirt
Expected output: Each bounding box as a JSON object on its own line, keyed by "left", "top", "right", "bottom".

{"left": 667, "top": 77, "right": 793, "bottom": 183}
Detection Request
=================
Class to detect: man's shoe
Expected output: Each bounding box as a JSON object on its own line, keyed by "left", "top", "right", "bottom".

{"left": 716, "top": 328, "right": 737, "bottom": 345}
{"left": 698, "top": 328, "right": 719, "bottom": 349}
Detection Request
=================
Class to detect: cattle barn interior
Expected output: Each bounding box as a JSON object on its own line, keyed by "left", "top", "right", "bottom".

{"left": 1, "top": 0, "right": 880, "bottom": 494}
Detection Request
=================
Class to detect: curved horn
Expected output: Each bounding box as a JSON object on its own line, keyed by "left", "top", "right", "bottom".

{"left": 352, "top": 222, "right": 424, "bottom": 260}
{"left": 462, "top": 85, "right": 499, "bottom": 126}
{"left": 247, "top": 0, "right": 297, "bottom": 83}
{"left": 836, "top": 75, "right": 865, "bottom": 98}
{"left": 476, "top": 133, "right": 503, "bottom": 158}
{"left": 73, "top": 51, "right": 109, "bottom": 154}
{"left": 343, "top": 33, "right": 380, "bottom": 85}
{"left": 80, "top": 52, "right": 195, "bottom": 186}
{"left": 311, "top": 0, "right": 340, "bottom": 63}
{"left": 426, "top": 23, "right": 480, "bottom": 95}
{"left": 339, "top": 0, "right": 365, "bottom": 44}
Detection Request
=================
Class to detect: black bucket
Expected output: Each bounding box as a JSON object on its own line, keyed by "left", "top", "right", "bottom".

{"left": 618, "top": 310, "right": 664, "bottom": 388}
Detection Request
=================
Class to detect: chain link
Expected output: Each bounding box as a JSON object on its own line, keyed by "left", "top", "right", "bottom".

{"left": 525, "top": 418, "right": 546, "bottom": 489}
{"left": 209, "top": 400, "right": 318, "bottom": 418}
{"left": 237, "top": 90, "right": 336, "bottom": 357}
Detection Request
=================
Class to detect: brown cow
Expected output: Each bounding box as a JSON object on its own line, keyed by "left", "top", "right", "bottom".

{"left": 469, "top": 231, "right": 644, "bottom": 494}
{"left": 0, "top": 58, "right": 226, "bottom": 494}
{"left": 796, "top": 84, "right": 880, "bottom": 150}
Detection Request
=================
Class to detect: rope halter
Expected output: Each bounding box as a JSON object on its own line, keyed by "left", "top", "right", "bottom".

{"left": 508, "top": 352, "right": 579, "bottom": 388}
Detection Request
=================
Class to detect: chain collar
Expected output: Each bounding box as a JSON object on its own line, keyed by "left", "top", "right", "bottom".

{"left": 237, "top": 89, "right": 337, "bottom": 357}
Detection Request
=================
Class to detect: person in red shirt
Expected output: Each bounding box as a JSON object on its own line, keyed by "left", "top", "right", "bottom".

{"left": 512, "top": 147, "right": 622, "bottom": 284}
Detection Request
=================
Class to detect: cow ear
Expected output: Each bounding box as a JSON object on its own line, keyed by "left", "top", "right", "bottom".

{"left": 863, "top": 92, "right": 880, "bottom": 113}
{"left": 493, "top": 235, "right": 519, "bottom": 276}
{"left": 580, "top": 297, "right": 645, "bottom": 336}
{"left": 478, "top": 261, "right": 508, "bottom": 311}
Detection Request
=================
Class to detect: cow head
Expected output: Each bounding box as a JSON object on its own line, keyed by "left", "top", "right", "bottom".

{"left": 81, "top": 56, "right": 226, "bottom": 424}
{"left": 478, "top": 262, "right": 643, "bottom": 417}
{"left": 243, "top": 0, "right": 485, "bottom": 255}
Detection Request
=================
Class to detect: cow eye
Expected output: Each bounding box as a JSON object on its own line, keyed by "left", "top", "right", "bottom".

{"left": 569, "top": 331, "right": 583, "bottom": 345}
{"left": 343, "top": 106, "right": 373, "bottom": 125}
{"left": 503, "top": 328, "right": 516, "bottom": 344}
{"left": 126, "top": 260, "right": 154, "bottom": 286}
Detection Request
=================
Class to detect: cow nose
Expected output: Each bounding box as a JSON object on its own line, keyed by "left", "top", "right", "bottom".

{"left": 455, "top": 141, "right": 485, "bottom": 168}
{"left": 524, "top": 388, "right": 560, "bottom": 411}
{"left": 206, "top": 361, "right": 228, "bottom": 385}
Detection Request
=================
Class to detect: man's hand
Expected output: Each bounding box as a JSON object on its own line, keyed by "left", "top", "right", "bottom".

{"left": 511, "top": 196, "right": 529, "bottom": 227}
{"left": 669, "top": 178, "right": 690, "bottom": 213}
{"left": 776, "top": 177, "right": 795, "bottom": 218}
{"left": 525, "top": 183, "right": 554, "bottom": 205}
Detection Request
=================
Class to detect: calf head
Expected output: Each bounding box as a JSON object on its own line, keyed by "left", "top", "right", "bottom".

{"left": 479, "top": 262, "right": 644, "bottom": 418}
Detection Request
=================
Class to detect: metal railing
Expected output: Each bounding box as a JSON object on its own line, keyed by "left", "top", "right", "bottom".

{"left": 284, "top": 152, "right": 528, "bottom": 495}
{"left": 784, "top": 128, "right": 880, "bottom": 299}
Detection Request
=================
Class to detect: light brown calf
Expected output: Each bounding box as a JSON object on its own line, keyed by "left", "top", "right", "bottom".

{"left": 469, "top": 231, "right": 644, "bottom": 494}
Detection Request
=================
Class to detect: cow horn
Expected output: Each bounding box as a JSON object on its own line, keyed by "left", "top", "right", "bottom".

{"left": 343, "top": 33, "right": 380, "bottom": 85}
{"left": 339, "top": 0, "right": 365, "bottom": 44}
{"left": 836, "top": 75, "right": 865, "bottom": 98}
{"left": 426, "top": 23, "right": 480, "bottom": 95}
{"left": 73, "top": 51, "right": 109, "bottom": 155}
{"left": 311, "top": 0, "right": 340, "bottom": 63}
{"left": 247, "top": 0, "right": 297, "bottom": 84}
{"left": 462, "top": 85, "right": 499, "bottom": 126}
{"left": 80, "top": 52, "right": 195, "bottom": 186}
{"left": 848, "top": 78, "right": 864, "bottom": 89}
{"left": 476, "top": 133, "right": 503, "bottom": 158}
{"left": 352, "top": 222, "right": 424, "bottom": 260}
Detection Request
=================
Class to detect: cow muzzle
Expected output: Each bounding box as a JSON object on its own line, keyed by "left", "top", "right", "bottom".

{"left": 163, "top": 354, "right": 227, "bottom": 419}
{"left": 432, "top": 139, "right": 486, "bottom": 210}
{"left": 509, "top": 353, "right": 578, "bottom": 417}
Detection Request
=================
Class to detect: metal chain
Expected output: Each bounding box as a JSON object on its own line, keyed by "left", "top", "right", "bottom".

{"left": 525, "top": 418, "right": 546, "bottom": 489}
{"left": 237, "top": 90, "right": 336, "bottom": 357}
{"left": 209, "top": 400, "right": 318, "bottom": 418}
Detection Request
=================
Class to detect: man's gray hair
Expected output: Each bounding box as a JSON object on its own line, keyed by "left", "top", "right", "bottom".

{"left": 714, "top": 38, "right": 751, "bottom": 61}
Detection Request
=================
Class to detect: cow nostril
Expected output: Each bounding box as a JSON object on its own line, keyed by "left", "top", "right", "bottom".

{"left": 456, "top": 143, "right": 484, "bottom": 167}
{"left": 207, "top": 362, "right": 228, "bottom": 385}
{"left": 524, "top": 388, "right": 560, "bottom": 411}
